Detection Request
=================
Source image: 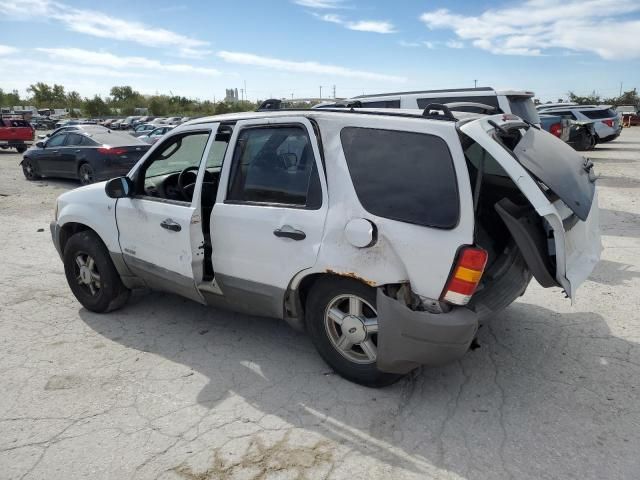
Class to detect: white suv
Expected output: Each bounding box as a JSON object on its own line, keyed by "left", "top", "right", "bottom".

{"left": 314, "top": 87, "right": 541, "bottom": 124}
{"left": 50, "top": 108, "right": 601, "bottom": 386}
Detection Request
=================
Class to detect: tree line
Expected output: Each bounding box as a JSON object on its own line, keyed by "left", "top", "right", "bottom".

{"left": 2, "top": 83, "right": 637, "bottom": 117}
{"left": 0, "top": 83, "right": 317, "bottom": 118}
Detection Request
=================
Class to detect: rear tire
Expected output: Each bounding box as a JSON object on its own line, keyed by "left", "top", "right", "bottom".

{"left": 78, "top": 163, "right": 95, "bottom": 185}
{"left": 63, "top": 230, "right": 130, "bottom": 313}
{"left": 305, "top": 277, "right": 403, "bottom": 387}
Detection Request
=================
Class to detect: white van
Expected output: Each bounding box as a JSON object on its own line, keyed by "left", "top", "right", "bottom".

{"left": 315, "top": 87, "right": 540, "bottom": 124}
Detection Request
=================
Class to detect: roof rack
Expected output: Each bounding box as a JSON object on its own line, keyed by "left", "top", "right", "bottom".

{"left": 351, "top": 87, "right": 494, "bottom": 99}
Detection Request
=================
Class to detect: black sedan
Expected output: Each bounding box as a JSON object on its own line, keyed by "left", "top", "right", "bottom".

{"left": 21, "top": 129, "right": 150, "bottom": 185}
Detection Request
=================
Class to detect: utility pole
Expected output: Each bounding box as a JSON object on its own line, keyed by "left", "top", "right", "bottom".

{"left": 291, "top": 93, "right": 294, "bottom": 100}
{"left": 319, "top": 86, "right": 322, "bottom": 100}
{"left": 244, "top": 80, "right": 247, "bottom": 101}
{"left": 240, "top": 89, "right": 244, "bottom": 102}
{"left": 620, "top": 81, "right": 623, "bottom": 96}
{"left": 333, "top": 85, "right": 336, "bottom": 99}
{"left": 474, "top": 79, "right": 477, "bottom": 88}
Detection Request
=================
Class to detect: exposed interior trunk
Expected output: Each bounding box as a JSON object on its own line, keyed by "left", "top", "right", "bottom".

{"left": 460, "top": 134, "right": 541, "bottom": 320}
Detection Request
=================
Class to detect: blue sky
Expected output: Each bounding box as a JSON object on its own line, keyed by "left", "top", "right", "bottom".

{"left": 0, "top": 0, "right": 639, "bottom": 102}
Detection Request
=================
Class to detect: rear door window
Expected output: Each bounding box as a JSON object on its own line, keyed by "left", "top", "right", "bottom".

{"left": 227, "top": 125, "right": 321, "bottom": 208}
{"left": 417, "top": 95, "right": 499, "bottom": 111}
{"left": 340, "top": 127, "right": 459, "bottom": 229}
{"left": 360, "top": 100, "right": 401, "bottom": 108}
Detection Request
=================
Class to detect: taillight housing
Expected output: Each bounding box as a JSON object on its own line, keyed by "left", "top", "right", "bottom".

{"left": 440, "top": 246, "right": 488, "bottom": 306}
{"left": 549, "top": 122, "right": 562, "bottom": 137}
{"left": 98, "top": 147, "right": 127, "bottom": 155}
{"left": 602, "top": 119, "right": 614, "bottom": 128}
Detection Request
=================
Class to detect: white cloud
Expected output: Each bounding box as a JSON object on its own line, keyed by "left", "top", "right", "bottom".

{"left": 217, "top": 51, "right": 405, "bottom": 83}
{"left": 316, "top": 13, "right": 344, "bottom": 24}
{"left": 293, "top": 0, "right": 345, "bottom": 8}
{"left": 423, "top": 41, "right": 436, "bottom": 49}
{"left": 398, "top": 40, "right": 422, "bottom": 48}
{"left": 3, "top": 58, "right": 144, "bottom": 79}
{"left": 445, "top": 40, "right": 464, "bottom": 49}
{"left": 347, "top": 20, "right": 396, "bottom": 34}
{"left": 0, "top": 44, "right": 19, "bottom": 55}
{"left": 314, "top": 12, "right": 396, "bottom": 34}
{"left": 37, "top": 48, "right": 220, "bottom": 76}
{"left": 420, "top": 0, "right": 640, "bottom": 59}
{"left": 0, "top": 0, "right": 210, "bottom": 57}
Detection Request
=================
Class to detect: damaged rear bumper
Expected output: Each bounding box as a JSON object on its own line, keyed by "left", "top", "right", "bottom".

{"left": 376, "top": 289, "right": 478, "bottom": 374}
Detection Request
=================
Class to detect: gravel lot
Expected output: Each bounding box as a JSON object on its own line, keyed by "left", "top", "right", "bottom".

{"left": 1, "top": 128, "right": 639, "bottom": 480}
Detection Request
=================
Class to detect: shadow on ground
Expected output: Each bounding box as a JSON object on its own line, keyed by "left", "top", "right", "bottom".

{"left": 79, "top": 295, "right": 639, "bottom": 479}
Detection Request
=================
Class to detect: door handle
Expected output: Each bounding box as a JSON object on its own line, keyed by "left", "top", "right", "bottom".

{"left": 160, "top": 218, "right": 181, "bottom": 232}
{"left": 273, "top": 225, "right": 306, "bottom": 241}
{"left": 75, "top": 149, "right": 81, "bottom": 153}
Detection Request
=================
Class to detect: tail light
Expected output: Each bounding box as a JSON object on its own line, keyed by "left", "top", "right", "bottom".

{"left": 98, "top": 147, "right": 127, "bottom": 155}
{"left": 440, "top": 246, "right": 488, "bottom": 306}
{"left": 549, "top": 122, "right": 562, "bottom": 137}
{"left": 602, "top": 119, "right": 614, "bottom": 128}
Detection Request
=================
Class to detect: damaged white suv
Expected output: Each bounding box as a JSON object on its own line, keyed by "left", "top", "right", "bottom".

{"left": 51, "top": 106, "right": 601, "bottom": 386}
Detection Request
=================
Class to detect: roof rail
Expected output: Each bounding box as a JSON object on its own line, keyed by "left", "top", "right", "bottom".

{"left": 421, "top": 103, "right": 457, "bottom": 121}
{"left": 444, "top": 101, "right": 498, "bottom": 114}
{"left": 257, "top": 99, "right": 283, "bottom": 111}
{"left": 352, "top": 87, "right": 494, "bottom": 99}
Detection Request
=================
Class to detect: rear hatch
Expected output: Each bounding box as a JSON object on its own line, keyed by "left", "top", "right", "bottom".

{"left": 581, "top": 107, "right": 621, "bottom": 131}
{"left": 460, "top": 114, "right": 601, "bottom": 298}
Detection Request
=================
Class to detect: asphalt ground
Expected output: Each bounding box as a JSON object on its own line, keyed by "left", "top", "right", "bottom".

{"left": 0, "top": 128, "right": 639, "bottom": 479}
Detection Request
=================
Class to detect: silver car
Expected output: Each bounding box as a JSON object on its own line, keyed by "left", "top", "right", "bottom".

{"left": 537, "top": 105, "right": 621, "bottom": 142}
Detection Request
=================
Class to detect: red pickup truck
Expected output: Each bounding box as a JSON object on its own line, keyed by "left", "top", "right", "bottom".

{"left": 0, "top": 118, "right": 34, "bottom": 153}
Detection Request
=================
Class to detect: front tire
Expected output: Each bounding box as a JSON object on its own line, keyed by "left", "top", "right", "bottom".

{"left": 21, "top": 158, "right": 40, "bottom": 180}
{"left": 305, "top": 277, "right": 402, "bottom": 387}
{"left": 16, "top": 146, "right": 27, "bottom": 154}
{"left": 63, "top": 230, "right": 130, "bottom": 313}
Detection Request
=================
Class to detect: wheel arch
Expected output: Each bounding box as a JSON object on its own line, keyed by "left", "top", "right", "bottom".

{"left": 284, "top": 271, "right": 379, "bottom": 332}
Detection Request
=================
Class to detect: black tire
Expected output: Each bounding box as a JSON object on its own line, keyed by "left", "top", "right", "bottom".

{"left": 16, "top": 146, "right": 27, "bottom": 154}
{"left": 305, "top": 277, "right": 403, "bottom": 387}
{"left": 21, "top": 158, "right": 40, "bottom": 180}
{"left": 63, "top": 230, "right": 130, "bottom": 313}
{"left": 78, "top": 163, "right": 95, "bottom": 185}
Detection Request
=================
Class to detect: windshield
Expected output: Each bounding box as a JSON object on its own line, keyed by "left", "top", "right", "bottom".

{"left": 508, "top": 96, "right": 540, "bottom": 124}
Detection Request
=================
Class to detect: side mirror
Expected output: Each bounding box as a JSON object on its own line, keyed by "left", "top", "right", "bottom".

{"left": 36, "top": 141, "right": 44, "bottom": 148}
{"left": 105, "top": 176, "right": 134, "bottom": 198}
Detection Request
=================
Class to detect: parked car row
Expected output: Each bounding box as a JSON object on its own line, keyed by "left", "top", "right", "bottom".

{"left": 99, "top": 116, "right": 194, "bottom": 130}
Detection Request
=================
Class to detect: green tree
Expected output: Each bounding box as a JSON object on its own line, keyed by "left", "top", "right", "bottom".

{"left": 27, "top": 82, "right": 55, "bottom": 106}
{"left": 567, "top": 91, "right": 601, "bottom": 105}
{"left": 84, "top": 95, "right": 111, "bottom": 117}
{"left": 603, "top": 89, "right": 639, "bottom": 107}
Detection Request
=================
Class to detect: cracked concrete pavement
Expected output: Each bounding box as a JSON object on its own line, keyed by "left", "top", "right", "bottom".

{"left": 1, "top": 128, "right": 639, "bottom": 479}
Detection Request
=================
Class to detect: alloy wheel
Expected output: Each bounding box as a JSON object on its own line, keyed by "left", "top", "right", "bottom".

{"left": 324, "top": 294, "right": 379, "bottom": 364}
{"left": 79, "top": 164, "right": 94, "bottom": 185}
{"left": 73, "top": 252, "right": 101, "bottom": 296}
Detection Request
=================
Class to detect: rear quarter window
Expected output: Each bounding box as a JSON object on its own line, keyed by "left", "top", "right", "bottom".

{"left": 582, "top": 109, "right": 616, "bottom": 119}
{"left": 340, "top": 127, "right": 459, "bottom": 229}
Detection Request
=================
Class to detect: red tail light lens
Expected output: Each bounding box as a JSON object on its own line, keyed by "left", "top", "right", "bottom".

{"left": 98, "top": 147, "right": 127, "bottom": 155}
{"left": 440, "top": 246, "right": 488, "bottom": 306}
{"left": 549, "top": 122, "right": 562, "bottom": 137}
{"left": 602, "top": 119, "right": 614, "bottom": 128}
